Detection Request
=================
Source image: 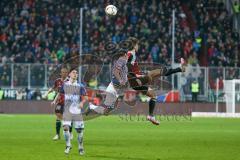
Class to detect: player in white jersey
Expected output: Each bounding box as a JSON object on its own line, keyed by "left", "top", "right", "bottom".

{"left": 88, "top": 49, "right": 129, "bottom": 115}
{"left": 43, "top": 67, "right": 74, "bottom": 140}
{"left": 53, "top": 68, "right": 87, "bottom": 155}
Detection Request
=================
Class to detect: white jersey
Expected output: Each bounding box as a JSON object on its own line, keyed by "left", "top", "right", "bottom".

{"left": 112, "top": 57, "right": 128, "bottom": 86}
{"left": 60, "top": 80, "right": 86, "bottom": 114}
{"left": 104, "top": 81, "right": 129, "bottom": 108}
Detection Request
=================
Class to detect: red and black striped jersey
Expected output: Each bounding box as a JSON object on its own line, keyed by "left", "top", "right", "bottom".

{"left": 127, "top": 51, "right": 141, "bottom": 76}
{"left": 53, "top": 77, "right": 69, "bottom": 105}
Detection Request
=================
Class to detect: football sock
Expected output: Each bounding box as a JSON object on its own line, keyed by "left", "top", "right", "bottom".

{"left": 69, "top": 123, "right": 73, "bottom": 133}
{"left": 56, "top": 119, "right": 61, "bottom": 135}
{"left": 149, "top": 98, "right": 156, "bottom": 116}
{"left": 164, "top": 67, "right": 182, "bottom": 76}
{"left": 77, "top": 130, "right": 84, "bottom": 149}
{"left": 64, "top": 130, "right": 71, "bottom": 147}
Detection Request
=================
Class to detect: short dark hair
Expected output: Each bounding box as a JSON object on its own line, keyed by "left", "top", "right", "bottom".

{"left": 128, "top": 37, "right": 139, "bottom": 50}
{"left": 112, "top": 48, "right": 128, "bottom": 61}
{"left": 117, "top": 48, "right": 128, "bottom": 56}
{"left": 69, "top": 67, "right": 78, "bottom": 73}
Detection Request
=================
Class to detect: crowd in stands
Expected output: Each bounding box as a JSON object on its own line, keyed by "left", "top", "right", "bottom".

{"left": 1, "top": 0, "right": 238, "bottom": 67}
{"left": 0, "top": 0, "right": 240, "bottom": 95}
{"left": 0, "top": 87, "right": 43, "bottom": 100}
{"left": 189, "top": 0, "right": 239, "bottom": 67}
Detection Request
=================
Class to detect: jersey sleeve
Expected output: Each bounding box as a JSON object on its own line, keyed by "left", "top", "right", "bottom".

{"left": 127, "top": 52, "right": 133, "bottom": 64}
{"left": 127, "top": 52, "right": 141, "bottom": 76}
{"left": 59, "top": 84, "right": 64, "bottom": 94}
{"left": 127, "top": 53, "right": 135, "bottom": 76}
{"left": 115, "top": 59, "right": 124, "bottom": 70}
{"left": 79, "top": 84, "right": 86, "bottom": 96}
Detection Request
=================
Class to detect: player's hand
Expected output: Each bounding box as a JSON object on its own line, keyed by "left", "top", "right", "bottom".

{"left": 42, "top": 93, "right": 48, "bottom": 99}
{"left": 136, "top": 74, "right": 144, "bottom": 78}
{"left": 79, "top": 102, "right": 84, "bottom": 109}
{"left": 51, "top": 101, "right": 56, "bottom": 106}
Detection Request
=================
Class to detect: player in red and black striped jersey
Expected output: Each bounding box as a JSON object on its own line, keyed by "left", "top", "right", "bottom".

{"left": 127, "top": 37, "right": 186, "bottom": 125}
{"left": 43, "top": 67, "right": 73, "bottom": 140}
{"left": 53, "top": 78, "right": 66, "bottom": 114}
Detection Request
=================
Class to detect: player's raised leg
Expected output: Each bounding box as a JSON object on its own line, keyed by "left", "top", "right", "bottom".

{"left": 147, "top": 58, "right": 186, "bottom": 82}
{"left": 88, "top": 82, "right": 119, "bottom": 115}
{"left": 88, "top": 49, "right": 128, "bottom": 116}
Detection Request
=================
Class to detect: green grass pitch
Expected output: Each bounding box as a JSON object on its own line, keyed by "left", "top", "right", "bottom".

{"left": 0, "top": 114, "right": 240, "bottom": 160}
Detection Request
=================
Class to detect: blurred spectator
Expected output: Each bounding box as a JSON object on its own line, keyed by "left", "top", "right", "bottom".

{"left": 16, "top": 89, "right": 24, "bottom": 100}
{"left": 0, "top": 0, "right": 238, "bottom": 67}
{"left": 187, "top": 51, "right": 199, "bottom": 65}
{"left": 47, "top": 91, "right": 56, "bottom": 100}
{"left": 0, "top": 0, "right": 191, "bottom": 65}
{"left": 150, "top": 43, "right": 160, "bottom": 63}
{"left": 25, "top": 88, "right": 31, "bottom": 100}
{"left": 0, "top": 88, "right": 4, "bottom": 100}
{"left": 0, "top": 64, "right": 11, "bottom": 86}
{"left": 193, "top": 0, "right": 239, "bottom": 67}
{"left": 88, "top": 78, "right": 98, "bottom": 89}
{"left": 191, "top": 79, "right": 200, "bottom": 102}
{"left": 32, "top": 88, "right": 42, "bottom": 100}
{"left": 233, "top": 1, "right": 240, "bottom": 14}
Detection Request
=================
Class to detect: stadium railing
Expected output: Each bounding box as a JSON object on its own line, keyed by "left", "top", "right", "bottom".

{"left": 0, "top": 63, "right": 240, "bottom": 102}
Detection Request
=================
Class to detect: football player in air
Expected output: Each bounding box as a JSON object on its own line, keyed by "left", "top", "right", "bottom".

{"left": 126, "top": 37, "right": 186, "bottom": 125}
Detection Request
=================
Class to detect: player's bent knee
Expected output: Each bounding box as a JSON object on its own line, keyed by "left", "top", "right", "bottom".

{"left": 147, "top": 89, "right": 156, "bottom": 98}
{"left": 75, "top": 128, "right": 84, "bottom": 133}
{"left": 146, "top": 75, "right": 152, "bottom": 83}
{"left": 150, "top": 97, "right": 157, "bottom": 101}
{"left": 148, "top": 70, "right": 157, "bottom": 78}
{"left": 63, "top": 125, "right": 70, "bottom": 131}
{"left": 56, "top": 113, "right": 63, "bottom": 120}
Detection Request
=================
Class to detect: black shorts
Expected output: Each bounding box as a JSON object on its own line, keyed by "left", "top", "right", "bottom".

{"left": 55, "top": 104, "right": 64, "bottom": 114}
{"left": 129, "top": 76, "right": 149, "bottom": 94}
{"left": 132, "top": 85, "right": 149, "bottom": 94}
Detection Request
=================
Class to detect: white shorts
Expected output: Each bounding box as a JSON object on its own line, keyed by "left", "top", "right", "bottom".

{"left": 62, "top": 108, "right": 84, "bottom": 129}
{"left": 104, "top": 82, "right": 125, "bottom": 108}
{"left": 62, "top": 120, "right": 84, "bottom": 129}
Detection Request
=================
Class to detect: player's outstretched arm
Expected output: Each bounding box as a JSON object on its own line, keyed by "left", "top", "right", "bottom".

{"left": 79, "top": 96, "right": 88, "bottom": 109}
{"left": 51, "top": 93, "right": 59, "bottom": 106}
{"left": 43, "top": 88, "right": 54, "bottom": 99}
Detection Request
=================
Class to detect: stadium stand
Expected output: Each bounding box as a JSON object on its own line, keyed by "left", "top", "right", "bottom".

{"left": 1, "top": 0, "right": 238, "bottom": 66}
